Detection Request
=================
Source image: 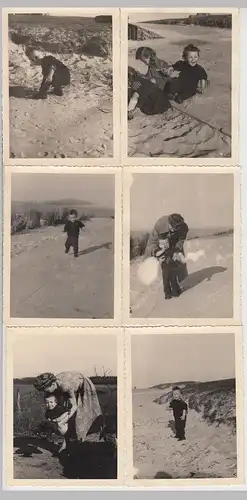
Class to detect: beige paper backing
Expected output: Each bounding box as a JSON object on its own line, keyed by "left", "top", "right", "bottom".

{"left": 2, "top": 7, "right": 121, "bottom": 166}
{"left": 121, "top": 7, "right": 239, "bottom": 166}
{"left": 125, "top": 326, "right": 244, "bottom": 487}
{"left": 123, "top": 166, "right": 241, "bottom": 326}
{"left": 1, "top": 6, "right": 244, "bottom": 490}
{"left": 4, "top": 327, "right": 125, "bottom": 488}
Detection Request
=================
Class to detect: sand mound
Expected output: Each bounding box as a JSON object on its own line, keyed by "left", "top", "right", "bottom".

{"left": 128, "top": 105, "right": 231, "bottom": 158}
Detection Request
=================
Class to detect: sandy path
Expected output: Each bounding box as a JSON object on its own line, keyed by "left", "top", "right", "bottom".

{"left": 130, "top": 235, "right": 233, "bottom": 319}
{"left": 10, "top": 219, "right": 114, "bottom": 318}
{"left": 133, "top": 389, "right": 237, "bottom": 479}
{"left": 128, "top": 25, "right": 231, "bottom": 157}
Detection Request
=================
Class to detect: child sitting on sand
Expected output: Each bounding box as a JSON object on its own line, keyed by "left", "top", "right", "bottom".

{"left": 128, "top": 66, "right": 171, "bottom": 120}
{"left": 64, "top": 209, "right": 85, "bottom": 258}
{"left": 135, "top": 46, "right": 173, "bottom": 91}
{"left": 167, "top": 44, "right": 209, "bottom": 103}
{"left": 25, "top": 47, "right": 70, "bottom": 99}
{"left": 37, "top": 394, "right": 69, "bottom": 452}
{"left": 169, "top": 386, "right": 188, "bottom": 441}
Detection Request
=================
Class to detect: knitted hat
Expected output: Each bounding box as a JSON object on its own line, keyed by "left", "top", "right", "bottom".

{"left": 168, "top": 213, "right": 184, "bottom": 229}
{"left": 33, "top": 372, "right": 56, "bottom": 392}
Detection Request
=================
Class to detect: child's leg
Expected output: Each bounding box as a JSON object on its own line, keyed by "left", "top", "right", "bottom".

{"left": 161, "top": 262, "right": 172, "bottom": 299}
{"left": 169, "top": 267, "right": 182, "bottom": 297}
{"left": 65, "top": 237, "right": 71, "bottom": 253}
{"left": 73, "top": 238, "right": 79, "bottom": 257}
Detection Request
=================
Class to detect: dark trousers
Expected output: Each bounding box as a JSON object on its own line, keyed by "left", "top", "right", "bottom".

{"left": 65, "top": 236, "right": 79, "bottom": 256}
{"left": 174, "top": 417, "right": 186, "bottom": 439}
{"left": 161, "top": 261, "right": 181, "bottom": 297}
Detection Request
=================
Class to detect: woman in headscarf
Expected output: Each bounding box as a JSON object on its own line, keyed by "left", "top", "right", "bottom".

{"left": 33, "top": 371, "right": 102, "bottom": 452}
{"left": 145, "top": 213, "right": 189, "bottom": 299}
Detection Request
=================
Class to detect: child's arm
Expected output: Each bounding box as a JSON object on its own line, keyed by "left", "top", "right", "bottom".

{"left": 63, "top": 222, "right": 68, "bottom": 233}
{"left": 128, "top": 92, "right": 139, "bottom": 118}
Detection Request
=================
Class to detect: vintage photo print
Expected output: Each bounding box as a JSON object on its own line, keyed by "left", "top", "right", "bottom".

{"left": 123, "top": 167, "right": 240, "bottom": 325}
{"left": 3, "top": 8, "right": 120, "bottom": 164}
{"left": 4, "top": 328, "right": 124, "bottom": 487}
{"left": 4, "top": 167, "right": 121, "bottom": 326}
{"left": 126, "top": 328, "right": 244, "bottom": 486}
{"left": 122, "top": 8, "right": 239, "bottom": 165}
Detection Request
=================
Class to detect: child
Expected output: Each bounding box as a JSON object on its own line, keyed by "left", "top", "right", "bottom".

{"left": 167, "top": 44, "right": 209, "bottom": 103}
{"left": 169, "top": 386, "right": 188, "bottom": 441}
{"left": 64, "top": 209, "right": 85, "bottom": 258}
{"left": 154, "top": 214, "right": 189, "bottom": 299}
{"left": 38, "top": 394, "right": 69, "bottom": 452}
{"left": 135, "top": 46, "right": 173, "bottom": 91}
{"left": 128, "top": 66, "right": 171, "bottom": 120}
{"left": 25, "top": 47, "right": 70, "bottom": 99}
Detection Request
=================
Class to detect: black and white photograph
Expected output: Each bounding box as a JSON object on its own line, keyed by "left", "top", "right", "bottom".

{"left": 6, "top": 10, "right": 115, "bottom": 160}
{"left": 128, "top": 170, "right": 237, "bottom": 320}
{"left": 127, "top": 11, "right": 236, "bottom": 159}
{"left": 130, "top": 332, "right": 241, "bottom": 481}
{"left": 8, "top": 170, "right": 117, "bottom": 321}
{"left": 9, "top": 331, "right": 118, "bottom": 482}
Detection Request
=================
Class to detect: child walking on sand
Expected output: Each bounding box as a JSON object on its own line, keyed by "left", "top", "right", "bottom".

{"left": 64, "top": 209, "right": 85, "bottom": 258}
{"left": 135, "top": 46, "right": 173, "bottom": 91}
{"left": 167, "top": 44, "right": 209, "bottom": 103}
{"left": 25, "top": 47, "right": 70, "bottom": 99}
{"left": 169, "top": 386, "right": 188, "bottom": 441}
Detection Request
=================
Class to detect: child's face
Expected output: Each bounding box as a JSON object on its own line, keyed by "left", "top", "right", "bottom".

{"left": 185, "top": 51, "right": 199, "bottom": 67}
{"left": 173, "top": 390, "right": 181, "bottom": 400}
{"left": 27, "top": 50, "right": 43, "bottom": 66}
{"left": 141, "top": 55, "right": 150, "bottom": 66}
{"left": 45, "top": 395, "right": 57, "bottom": 410}
{"left": 69, "top": 214, "right": 76, "bottom": 222}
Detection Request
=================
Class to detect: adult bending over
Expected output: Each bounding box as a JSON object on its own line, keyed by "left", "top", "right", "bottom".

{"left": 33, "top": 371, "right": 102, "bottom": 452}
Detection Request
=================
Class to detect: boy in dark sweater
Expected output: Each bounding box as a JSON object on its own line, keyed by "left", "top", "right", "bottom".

{"left": 25, "top": 47, "right": 70, "bottom": 99}
{"left": 128, "top": 66, "right": 171, "bottom": 120}
{"left": 169, "top": 386, "right": 188, "bottom": 441}
{"left": 64, "top": 209, "right": 85, "bottom": 258}
{"left": 167, "top": 44, "right": 209, "bottom": 103}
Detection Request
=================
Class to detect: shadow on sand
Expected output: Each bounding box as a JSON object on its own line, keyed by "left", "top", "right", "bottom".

{"left": 9, "top": 86, "right": 37, "bottom": 99}
{"left": 182, "top": 266, "right": 227, "bottom": 292}
{"left": 78, "top": 242, "right": 112, "bottom": 256}
{"left": 59, "top": 440, "right": 117, "bottom": 479}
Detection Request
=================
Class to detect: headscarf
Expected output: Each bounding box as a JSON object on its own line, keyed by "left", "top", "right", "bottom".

{"left": 33, "top": 372, "right": 56, "bottom": 392}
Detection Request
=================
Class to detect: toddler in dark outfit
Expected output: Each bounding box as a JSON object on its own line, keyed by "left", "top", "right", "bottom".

{"left": 167, "top": 44, "right": 209, "bottom": 103}
{"left": 169, "top": 386, "right": 188, "bottom": 441}
{"left": 64, "top": 209, "right": 85, "bottom": 258}
{"left": 25, "top": 47, "right": 70, "bottom": 99}
{"left": 37, "top": 394, "right": 69, "bottom": 452}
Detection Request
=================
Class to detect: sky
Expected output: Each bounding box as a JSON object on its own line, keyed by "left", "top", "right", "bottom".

{"left": 11, "top": 173, "right": 115, "bottom": 209}
{"left": 131, "top": 334, "right": 235, "bottom": 389}
{"left": 130, "top": 173, "right": 234, "bottom": 231}
{"left": 13, "top": 334, "right": 117, "bottom": 378}
{"left": 129, "top": 13, "right": 189, "bottom": 23}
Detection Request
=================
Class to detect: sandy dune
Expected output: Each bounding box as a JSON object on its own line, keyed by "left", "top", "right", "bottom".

{"left": 133, "top": 388, "right": 237, "bottom": 479}
{"left": 10, "top": 218, "right": 114, "bottom": 318}
{"left": 9, "top": 41, "right": 113, "bottom": 158}
{"left": 128, "top": 24, "right": 231, "bottom": 157}
{"left": 130, "top": 235, "right": 233, "bottom": 318}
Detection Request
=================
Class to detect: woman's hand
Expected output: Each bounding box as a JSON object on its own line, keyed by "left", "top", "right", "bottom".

{"left": 53, "top": 412, "right": 69, "bottom": 424}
